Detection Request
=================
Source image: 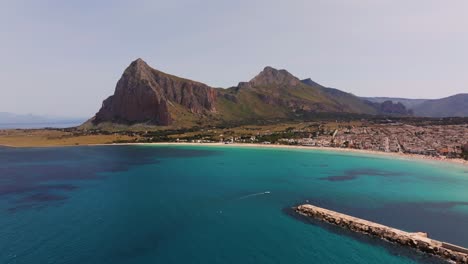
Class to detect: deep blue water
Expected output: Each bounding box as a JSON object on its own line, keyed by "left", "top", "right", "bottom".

{"left": 1, "top": 145, "right": 467, "bottom": 264}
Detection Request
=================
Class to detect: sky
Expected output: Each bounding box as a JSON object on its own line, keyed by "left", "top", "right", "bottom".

{"left": 1, "top": 0, "right": 467, "bottom": 117}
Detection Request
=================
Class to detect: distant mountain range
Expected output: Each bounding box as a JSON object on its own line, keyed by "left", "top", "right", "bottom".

{"left": 0, "top": 112, "right": 50, "bottom": 124}
{"left": 0, "top": 112, "right": 86, "bottom": 129}
{"left": 88, "top": 59, "right": 468, "bottom": 127}
{"left": 363, "top": 94, "right": 468, "bottom": 117}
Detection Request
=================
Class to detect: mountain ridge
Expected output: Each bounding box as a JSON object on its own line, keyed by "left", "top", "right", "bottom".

{"left": 413, "top": 93, "right": 468, "bottom": 117}
{"left": 363, "top": 94, "right": 468, "bottom": 117}
{"left": 90, "top": 59, "right": 463, "bottom": 128}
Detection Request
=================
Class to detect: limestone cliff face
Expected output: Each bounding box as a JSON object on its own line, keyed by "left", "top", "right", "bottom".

{"left": 94, "top": 59, "right": 216, "bottom": 125}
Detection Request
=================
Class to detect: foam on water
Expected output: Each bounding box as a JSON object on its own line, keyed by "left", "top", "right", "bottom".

{"left": 237, "top": 191, "right": 271, "bottom": 200}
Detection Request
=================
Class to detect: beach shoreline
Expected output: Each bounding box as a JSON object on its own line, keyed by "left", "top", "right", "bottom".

{"left": 1, "top": 141, "right": 467, "bottom": 166}
{"left": 147, "top": 142, "right": 468, "bottom": 166}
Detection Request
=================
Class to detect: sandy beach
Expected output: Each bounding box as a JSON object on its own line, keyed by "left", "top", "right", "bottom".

{"left": 123, "top": 142, "right": 468, "bottom": 167}
{"left": 1, "top": 141, "right": 467, "bottom": 166}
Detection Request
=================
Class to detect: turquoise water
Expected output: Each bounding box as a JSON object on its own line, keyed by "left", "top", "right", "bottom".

{"left": 1, "top": 145, "right": 467, "bottom": 264}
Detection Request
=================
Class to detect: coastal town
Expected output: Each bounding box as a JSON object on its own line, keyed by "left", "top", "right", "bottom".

{"left": 279, "top": 123, "right": 468, "bottom": 159}
{"left": 3, "top": 118, "right": 466, "bottom": 161}
{"left": 149, "top": 118, "right": 468, "bottom": 160}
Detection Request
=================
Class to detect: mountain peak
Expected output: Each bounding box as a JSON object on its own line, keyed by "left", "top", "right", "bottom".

{"left": 249, "top": 66, "right": 300, "bottom": 86}
{"left": 122, "top": 58, "right": 158, "bottom": 82}
{"left": 262, "top": 66, "right": 278, "bottom": 71}
{"left": 128, "top": 58, "right": 151, "bottom": 70}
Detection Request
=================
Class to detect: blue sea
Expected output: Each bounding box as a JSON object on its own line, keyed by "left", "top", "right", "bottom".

{"left": 1, "top": 145, "right": 467, "bottom": 264}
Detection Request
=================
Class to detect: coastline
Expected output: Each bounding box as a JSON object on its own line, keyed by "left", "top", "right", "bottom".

{"left": 1, "top": 141, "right": 466, "bottom": 166}
{"left": 118, "top": 142, "right": 468, "bottom": 166}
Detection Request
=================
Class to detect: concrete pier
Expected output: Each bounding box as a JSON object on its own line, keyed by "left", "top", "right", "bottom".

{"left": 295, "top": 204, "right": 468, "bottom": 263}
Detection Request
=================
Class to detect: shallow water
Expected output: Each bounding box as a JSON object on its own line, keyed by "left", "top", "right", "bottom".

{"left": 0, "top": 145, "right": 467, "bottom": 264}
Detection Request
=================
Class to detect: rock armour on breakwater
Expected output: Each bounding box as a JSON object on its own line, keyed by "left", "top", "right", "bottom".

{"left": 295, "top": 204, "right": 468, "bottom": 263}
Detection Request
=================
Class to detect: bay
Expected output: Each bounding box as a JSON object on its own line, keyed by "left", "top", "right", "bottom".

{"left": 1, "top": 145, "right": 467, "bottom": 264}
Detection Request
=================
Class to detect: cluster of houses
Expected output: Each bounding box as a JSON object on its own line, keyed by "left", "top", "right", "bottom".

{"left": 287, "top": 124, "right": 467, "bottom": 158}
{"left": 133, "top": 122, "right": 466, "bottom": 160}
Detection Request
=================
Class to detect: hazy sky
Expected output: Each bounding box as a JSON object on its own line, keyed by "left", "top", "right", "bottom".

{"left": 1, "top": 0, "right": 467, "bottom": 117}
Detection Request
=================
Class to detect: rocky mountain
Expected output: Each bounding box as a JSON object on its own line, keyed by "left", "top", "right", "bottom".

{"left": 215, "top": 66, "right": 377, "bottom": 121}
{"left": 249, "top": 66, "right": 301, "bottom": 87}
{"left": 90, "top": 59, "right": 415, "bottom": 127}
{"left": 94, "top": 59, "right": 216, "bottom": 125}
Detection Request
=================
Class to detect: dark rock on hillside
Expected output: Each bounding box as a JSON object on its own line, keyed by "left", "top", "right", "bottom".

{"left": 380, "top": 101, "right": 413, "bottom": 115}
{"left": 362, "top": 97, "right": 428, "bottom": 110}
{"left": 93, "top": 58, "right": 216, "bottom": 125}
{"left": 364, "top": 100, "right": 413, "bottom": 116}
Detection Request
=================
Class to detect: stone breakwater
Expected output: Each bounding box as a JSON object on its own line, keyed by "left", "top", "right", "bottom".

{"left": 295, "top": 204, "right": 468, "bottom": 263}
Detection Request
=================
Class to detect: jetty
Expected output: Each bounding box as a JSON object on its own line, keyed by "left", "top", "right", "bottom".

{"left": 295, "top": 204, "right": 468, "bottom": 263}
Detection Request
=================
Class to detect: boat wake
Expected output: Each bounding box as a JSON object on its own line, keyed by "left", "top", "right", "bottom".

{"left": 237, "top": 191, "right": 271, "bottom": 200}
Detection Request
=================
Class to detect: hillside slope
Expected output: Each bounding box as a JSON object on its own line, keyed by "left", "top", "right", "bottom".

{"left": 412, "top": 94, "right": 468, "bottom": 117}
{"left": 364, "top": 94, "right": 468, "bottom": 117}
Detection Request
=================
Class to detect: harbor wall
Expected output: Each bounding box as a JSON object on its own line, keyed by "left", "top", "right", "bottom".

{"left": 295, "top": 204, "right": 468, "bottom": 264}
